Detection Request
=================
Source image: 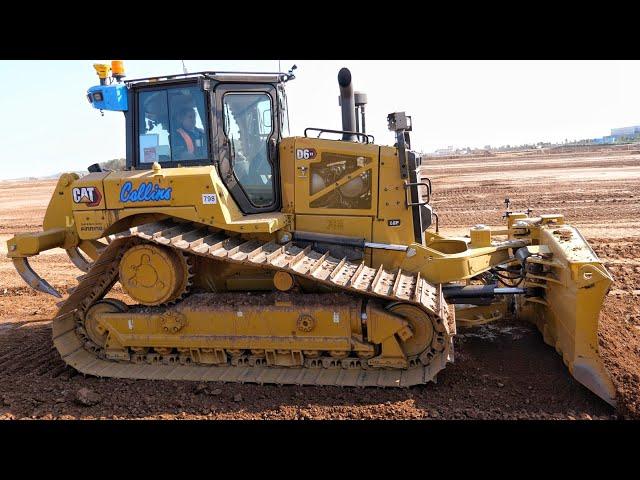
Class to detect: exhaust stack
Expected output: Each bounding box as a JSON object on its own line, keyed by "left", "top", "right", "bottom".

{"left": 338, "top": 68, "right": 357, "bottom": 141}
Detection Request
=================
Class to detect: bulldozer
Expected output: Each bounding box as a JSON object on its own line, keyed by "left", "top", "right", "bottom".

{"left": 6, "top": 61, "right": 616, "bottom": 406}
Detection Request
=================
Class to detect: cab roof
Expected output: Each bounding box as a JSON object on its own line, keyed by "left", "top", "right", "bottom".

{"left": 125, "top": 71, "right": 290, "bottom": 88}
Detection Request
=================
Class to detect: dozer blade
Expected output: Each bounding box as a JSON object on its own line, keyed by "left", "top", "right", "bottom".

{"left": 518, "top": 225, "right": 616, "bottom": 406}
{"left": 12, "top": 257, "right": 61, "bottom": 298}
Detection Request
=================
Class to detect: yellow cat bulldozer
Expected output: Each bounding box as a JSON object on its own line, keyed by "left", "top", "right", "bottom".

{"left": 7, "top": 61, "right": 616, "bottom": 405}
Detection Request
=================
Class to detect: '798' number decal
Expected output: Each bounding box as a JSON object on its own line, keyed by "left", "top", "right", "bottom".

{"left": 296, "top": 148, "right": 317, "bottom": 160}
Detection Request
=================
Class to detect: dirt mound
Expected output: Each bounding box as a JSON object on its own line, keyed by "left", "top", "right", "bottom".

{"left": 599, "top": 296, "right": 640, "bottom": 418}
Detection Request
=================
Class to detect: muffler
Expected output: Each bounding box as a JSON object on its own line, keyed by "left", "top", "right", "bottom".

{"left": 338, "top": 68, "right": 357, "bottom": 141}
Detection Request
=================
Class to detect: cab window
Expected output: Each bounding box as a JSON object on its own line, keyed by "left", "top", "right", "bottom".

{"left": 223, "top": 92, "right": 274, "bottom": 207}
{"left": 138, "top": 86, "right": 209, "bottom": 165}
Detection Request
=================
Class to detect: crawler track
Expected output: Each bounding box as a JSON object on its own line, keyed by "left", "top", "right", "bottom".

{"left": 51, "top": 220, "right": 454, "bottom": 387}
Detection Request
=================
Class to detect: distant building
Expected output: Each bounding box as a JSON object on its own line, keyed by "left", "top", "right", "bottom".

{"left": 611, "top": 125, "right": 640, "bottom": 137}
{"left": 433, "top": 146, "right": 456, "bottom": 156}
{"left": 590, "top": 125, "right": 640, "bottom": 145}
{"left": 593, "top": 135, "right": 617, "bottom": 144}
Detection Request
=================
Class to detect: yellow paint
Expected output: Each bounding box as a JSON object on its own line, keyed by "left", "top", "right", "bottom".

{"left": 279, "top": 138, "right": 296, "bottom": 213}
{"left": 74, "top": 211, "right": 110, "bottom": 240}
{"left": 373, "top": 146, "right": 417, "bottom": 243}
{"left": 101, "top": 300, "right": 359, "bottom": 352}
{"left": 295, "top": 214, "right": 372, "bottom": 240}
{"left": 119, "top": 243, "right": 189, "bottom": 305}
{"left": 518, "top": 225, "right": 616, "bottom": 404}
{"left": 93, "top": 63, "right": 109, "bottom": 79}
{"left": 6, "top": 228, "right": 66, "bottom": 257}
{"left": 470, "top": 225, "right": 492, "bottom": 247}
{"left": 293, "top": 137, "right": 378, "bottom": 216}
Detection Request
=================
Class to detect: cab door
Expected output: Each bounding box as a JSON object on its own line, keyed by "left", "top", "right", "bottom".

{"left": 213, "top": 84, "right": 280, "bottom": 214}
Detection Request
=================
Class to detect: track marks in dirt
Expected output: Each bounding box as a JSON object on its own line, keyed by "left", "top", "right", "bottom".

{"left": 0, "top": 322, "right": 67, "bottom": 379}
{"left": 0, "top": 313, "right": 614, "bottom": 420}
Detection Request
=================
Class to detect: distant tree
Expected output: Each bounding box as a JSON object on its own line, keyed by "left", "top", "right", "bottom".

{"left": 99, "top": 158, "right": 126, "bottom": 171}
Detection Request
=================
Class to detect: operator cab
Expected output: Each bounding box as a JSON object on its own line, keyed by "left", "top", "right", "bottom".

{"left": 127, "top": 72, "right": 293, "bottom": 214}
{"left": 89, "top": 64, "right": 294, "bottom": 215}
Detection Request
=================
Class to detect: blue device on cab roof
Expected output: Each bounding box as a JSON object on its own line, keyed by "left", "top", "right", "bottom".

{"left": 87, "top": 83, "right": 128, "bottom": 111}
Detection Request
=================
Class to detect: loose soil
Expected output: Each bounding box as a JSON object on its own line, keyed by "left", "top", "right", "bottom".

{"left": 0, "top": 149, "right": 638, "bottom": 419}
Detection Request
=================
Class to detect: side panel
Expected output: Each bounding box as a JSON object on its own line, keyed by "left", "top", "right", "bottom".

{"left": 74, "top": 211, "right": 111, "bottom": 240}
{"left": 296, "top": 214, "right": 373, "bottom": 265}
{"left": 42, "top": 173, "right": 80, "bottom": 231}
{"left": 103, "top": 166, "right": 238, "bottom": 220}
{"left": 293, "top": 137, "right": 378, "bottom": 217}
{"left": 295, "top": 214, "right": 372, "bottom": 240}
{"left": 372, "top": 146, "right": 421, "bottom": 269}
{"left": 100, "top": 166, "right": 286, "bottom": 234}
{"left": 279, "top": 137, "right": 296, "bottom": 214}
{"left": 103, "top": 303, "right": 356, "bottom": 351}
{"left": 69, "top": 172, "right": 108, "bottom": 211}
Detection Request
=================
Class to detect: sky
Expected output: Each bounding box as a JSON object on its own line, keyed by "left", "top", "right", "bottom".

{"left": 1, "top": 60, "right": 640, "bottom": 180}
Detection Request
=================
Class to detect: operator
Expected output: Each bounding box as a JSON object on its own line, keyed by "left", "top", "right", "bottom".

{"left": 173, "top": 107, "right": 207, "bottom": 160}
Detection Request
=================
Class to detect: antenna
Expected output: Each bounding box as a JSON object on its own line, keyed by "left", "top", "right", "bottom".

{"left": 181, "top": 60, "right": 188, "bottom": 74}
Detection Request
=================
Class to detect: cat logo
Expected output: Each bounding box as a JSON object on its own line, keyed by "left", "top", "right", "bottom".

{"left": 72, "top": 187, "right": 102, "bottom": 207}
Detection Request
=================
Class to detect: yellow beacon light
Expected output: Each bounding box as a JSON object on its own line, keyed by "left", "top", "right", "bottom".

{"left": 111, "top": 60, "right": 126, "bottom": 82}
{"left": 93, "top": 63, "right": 110, "bottom": 85}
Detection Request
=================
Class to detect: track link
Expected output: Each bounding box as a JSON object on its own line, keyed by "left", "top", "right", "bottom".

{"left": 52, "top": 220, "right": 455, "bottom": 387}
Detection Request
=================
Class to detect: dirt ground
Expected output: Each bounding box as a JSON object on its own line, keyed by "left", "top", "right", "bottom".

{"left": 0, "top": 149, "right": 638, "bottom": 420}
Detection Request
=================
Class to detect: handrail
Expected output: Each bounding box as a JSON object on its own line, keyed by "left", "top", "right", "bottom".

{"left": 419, "top": 176, "right": 433, "bottom": 200}
{"left": 404, "top": 181, "right": 431, "bottom": 207}
{"left": 304, "top": 127, "right": 374, "bottom": 144}
{"left": 126, "top": 71, "right": 292, "bottom": 85}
